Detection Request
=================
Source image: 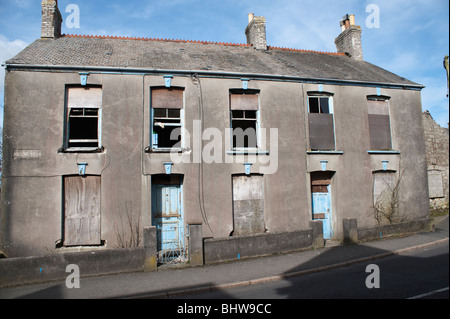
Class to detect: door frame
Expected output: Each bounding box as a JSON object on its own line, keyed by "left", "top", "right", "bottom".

{"left": 151, "top": 174, "right": 185, "bottom": 264}
{"left": 310, "top": 171, "right": 335, "bottom": 240}
{"left": 311, "top": 185, "right": 333, "bottom": 240}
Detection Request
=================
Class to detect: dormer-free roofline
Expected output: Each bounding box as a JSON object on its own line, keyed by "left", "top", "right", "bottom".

{"left": 5, "top": 63, "right": 425, "bottom": 91}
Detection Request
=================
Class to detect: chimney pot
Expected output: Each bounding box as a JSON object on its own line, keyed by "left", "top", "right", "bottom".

{"left": 248, "top": 13, "right": 254, "bottom": 24}
{"left": 349, "top": 14, "right": 356, "bottom": 26}
{"left": 344, "top": 19, "right": 350, "bottom": 29}
{"left": 335, "top": 14, "right": 363, "bottom": 60}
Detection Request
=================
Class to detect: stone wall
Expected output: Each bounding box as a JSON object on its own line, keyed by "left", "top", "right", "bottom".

{"left": 245, "top": 16, "right": 267, "bottom": 50}
{"left": 422, "top": 111, "right": 449, "bottom": 206}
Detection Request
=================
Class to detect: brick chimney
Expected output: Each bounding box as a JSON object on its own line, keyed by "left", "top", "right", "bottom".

{"left": 41, "top": 0, "right": 62, "bottom": 38}
{"left": 245, "top": 13, "right": 267, "bottom": 50}
{"left": 334, "top": 14, "right": 363, "bottom": 61}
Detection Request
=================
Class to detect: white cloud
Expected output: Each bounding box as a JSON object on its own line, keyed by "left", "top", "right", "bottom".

{"left": 0, "top": 34, "right": 29, "bottom": 125}
{"left": 0, "top": 34, "right": 28, "bottom": 64}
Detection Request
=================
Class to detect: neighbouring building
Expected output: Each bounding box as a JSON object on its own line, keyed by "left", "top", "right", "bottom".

{"left": 423, "top": 111, "right": 449, "bottom": 207}
{"left": 1, "top": 1, "right": 429, "bottom": 259}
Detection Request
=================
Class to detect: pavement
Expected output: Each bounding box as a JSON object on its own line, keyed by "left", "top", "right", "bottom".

{"left": 0, "top": 215, "right": 448, "bottom": 299}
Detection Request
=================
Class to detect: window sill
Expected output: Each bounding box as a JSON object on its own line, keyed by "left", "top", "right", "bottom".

{"left": 226, "top": 150, "right": 270, "bottom": 155}
{"left": 306, "top": 150, "right": 343, "bottom": 155}
{"left": 145, "top": 147, "right": 183, "bottom": 153}
{"left": 367, "top": 150, "right": 400, "bottom": 155}
{"left": 58, "top": 147, "right": 104, "bottom": 153}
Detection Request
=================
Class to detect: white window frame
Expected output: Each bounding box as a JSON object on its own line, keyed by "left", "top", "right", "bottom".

{"left": 65, "top": 87, "right": 102, "bottom": 152}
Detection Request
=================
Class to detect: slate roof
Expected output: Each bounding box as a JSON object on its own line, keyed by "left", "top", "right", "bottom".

{"left": 6, "top": 35, "right": 422, "bottom": 88}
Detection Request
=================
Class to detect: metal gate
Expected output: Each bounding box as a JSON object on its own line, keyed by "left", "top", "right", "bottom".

{"left": 152, "top": 182, "right": 186, "bottom": 264}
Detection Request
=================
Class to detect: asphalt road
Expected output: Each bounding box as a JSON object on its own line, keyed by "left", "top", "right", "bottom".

{"left": 176, "top": 241, "right": 449, "bottom": 299}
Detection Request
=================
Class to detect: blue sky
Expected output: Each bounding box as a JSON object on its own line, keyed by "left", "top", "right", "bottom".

{"left": 0, "top": 0, "right": 448, "bottom": 127}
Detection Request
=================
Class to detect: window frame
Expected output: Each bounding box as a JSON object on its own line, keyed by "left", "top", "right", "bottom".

{"left": 229, "top": 89, "right": 261, "bottom": 152}
{"left": 367, "top": 95, "right": 393, "bottom": 151}
{"left": 307, "top": 93, "right": 336, "bottom": 151}
{"left": 64, "top": 86, "right": 103, "bottom": 152}
{"left": 150, "top": 87, "right": 185, "bottom": 152}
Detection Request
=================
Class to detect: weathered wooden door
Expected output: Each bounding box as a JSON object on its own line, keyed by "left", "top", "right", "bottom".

{"left": 312, "top": 186, "right": 332, "bottom": 240}
{"left": 311, "top": 171, "right": 334, "bottom": 240}
{"left": 64, "top": 176, "right": 101, "bottom": 246}
{"left": 152, "top": 183, "right": 185, "bottom": 263}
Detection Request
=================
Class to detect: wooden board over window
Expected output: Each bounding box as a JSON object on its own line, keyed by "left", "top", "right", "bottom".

{"left": 311, "top": 171, "right": 334, "bottom": 192}
{"left": 367, "top": 99, "right": 392, "bottom": 150}
{"left": 151, "top": 87, "right": 184, "bottom": 109}
{"left": 67, "top": 87, "right": 102, "bottom": 108}
{"left": 230, "top": 94, "right": 259, "bottom": 110}
{"left": 428, "top": 170, "right": 444, "bottom": 198}
{"left": 308, "top": 113, "right": 335, "bottom": 151}
{"left": 64, "top": 176, "right": 101, "bottom": 246}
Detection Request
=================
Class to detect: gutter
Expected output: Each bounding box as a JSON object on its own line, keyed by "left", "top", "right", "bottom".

{"left": 4, "top": 63, "right": 426, "bottom": 90}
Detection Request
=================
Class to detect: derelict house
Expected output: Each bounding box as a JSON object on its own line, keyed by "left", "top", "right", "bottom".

{"left": 1, "top": 1, "right": 429, "bottom": 261}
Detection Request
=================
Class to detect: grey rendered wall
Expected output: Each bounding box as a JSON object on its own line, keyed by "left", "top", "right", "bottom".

{"left": 1, "top": 71, "right": 145, "bottom": 257}
{"left": 1, "top": 70, "right": 429, "bottom": 257}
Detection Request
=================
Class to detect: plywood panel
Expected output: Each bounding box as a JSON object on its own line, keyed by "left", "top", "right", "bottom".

{"left": 232, "top": 175, "right": 265, "bottom": 236}
{"left": 368, "top": 114, "right": 392, "bottom": 150}
{"left": 152, "top": 88, "right": 183, "bottom": 109}
{"left": 367, "top": 100, "right": 389, "bottom": 115}
{"left": 68, "top": 87, "right": 102, "bottom": 108}
{"left": 308, "top": 113, "right": 335, "bottom": 150}
{"left": 230, "top": 94, "right": 259, "bottom": 110}
{"left": 64, "top": 176, "right": 101, "bottom": 246}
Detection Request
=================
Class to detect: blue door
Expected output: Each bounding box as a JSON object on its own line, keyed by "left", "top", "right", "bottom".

{"left": 312, "top": 185, "right": 332, "bottom": 239}
{"left": 152, "top": 183, "right": 185, "bottom": 263}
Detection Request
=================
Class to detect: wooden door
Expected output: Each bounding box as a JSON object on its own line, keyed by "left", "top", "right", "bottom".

{"left": 64, "top": 176, "right": 101, "bottom": 246}
{"left": 152, "top": 183, "right": 184, "bottom": 262}
{"left": 311, "top": 171, "right": 334, "bottom": 240}
{"left": 312, "top": 186, "right": 332, "bottom": 240}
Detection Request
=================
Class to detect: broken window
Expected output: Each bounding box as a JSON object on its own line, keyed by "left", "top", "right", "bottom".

{"left": 230, "top": 90, "right": 259, "bottom": 149}
{"left": 151, "top": 87, "right": 184, "bottom": 150}
{"left": 367, "top": 97, "right": 392, "bottom": 150}
{"left": 308, "top": 95, "right": 335, "bottom": 151}
{"left": 66, "top": 87, "right": 102, "bottom": 151}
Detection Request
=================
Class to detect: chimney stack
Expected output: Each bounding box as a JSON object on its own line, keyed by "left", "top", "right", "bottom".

{"left": 41, "top": 0, "right": 62, "bottom": 38}
{"left": 335, "top": 14, "right": 363, "bottom": 61}
{"left": 245, "top": 13, "right": 267, "bottom": 50}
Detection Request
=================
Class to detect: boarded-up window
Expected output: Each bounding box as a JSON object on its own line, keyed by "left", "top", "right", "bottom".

{"left": 64, "top": 176, "right": 101, "bottom": 246}
{"left": 232, "top": 175, "right": 264, "bottom": 236}
{"left": 308, "top": 96, "right": 335, "bottom": 151}
{"left": 428, "top": 170, "right": 444, "bottom": 198}
{"left": 151, "top": 88, "right": 184, "bottom": 149}
{"left": 373, "top": 172, "right": 396, "bottom": 210}
{"left": 368, "top": 99, "right": 392, "bottom": 150}
{"left": 230, "top": 91, "right": 259, "bottom": 149}
{"left": 66, "top": 87, "right": 102, "bottom": 150}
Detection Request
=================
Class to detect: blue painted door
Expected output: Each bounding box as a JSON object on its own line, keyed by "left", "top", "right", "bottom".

{"left": 312, "top": 186, "right": 332, "bottom": 239}
{"left": 152, "top": 184, "right": 185, "bottom": 262}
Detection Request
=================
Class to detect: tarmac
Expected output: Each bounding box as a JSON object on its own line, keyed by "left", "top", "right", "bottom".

{"left": 0, "top": 215, "right": 448, "bottom": 299}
